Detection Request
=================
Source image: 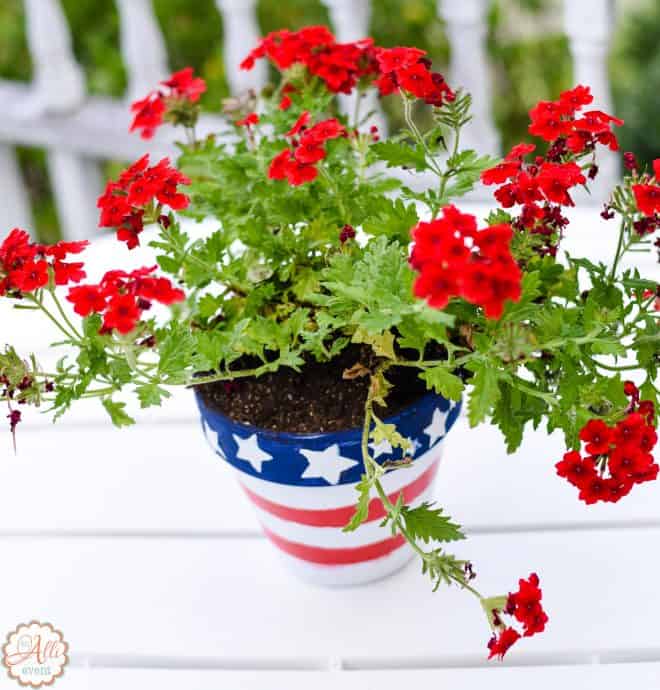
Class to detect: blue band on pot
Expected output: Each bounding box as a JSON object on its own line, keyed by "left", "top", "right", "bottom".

{"left": 195, "top": 391, "right": 461, "bottom": 487}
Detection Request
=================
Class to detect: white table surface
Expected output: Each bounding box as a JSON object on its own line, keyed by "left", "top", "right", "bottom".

{"left": 0, "top": 205, "right": 658, "bottom": 689}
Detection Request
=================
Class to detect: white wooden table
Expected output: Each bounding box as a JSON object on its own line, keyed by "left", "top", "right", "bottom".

{"left": 0, "top": 206, "right": 658, "bottom": 689}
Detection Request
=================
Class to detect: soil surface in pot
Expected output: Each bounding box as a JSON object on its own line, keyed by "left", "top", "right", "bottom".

{"left": 196, "top": 345, "right": 431, "bottom": 433}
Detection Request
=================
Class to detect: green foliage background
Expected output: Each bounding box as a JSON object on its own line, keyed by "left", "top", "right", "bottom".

{"left": 0, "top": 0, "right": 655, "bottom": 241}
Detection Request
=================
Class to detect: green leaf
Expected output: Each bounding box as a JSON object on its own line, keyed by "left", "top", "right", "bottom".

{"left": 371, "top": 140, "right": 427, "bottom": 171}
{"left": 343, "top": 475, "right": 373, "bottom": 532}
{"left": 467, "top": 361, "right": 501, "bottom": 426}
{"left": 402, "top": 502, "right": 465, "bottom": 544}
{"left": 419, "top": 367, "right": 464, "bottom": 401}
{"left": 136, "top": 383, "right": 171, "bottom": 409}
{"left": 102, "top": 399, "right": 135, "bottom": 427}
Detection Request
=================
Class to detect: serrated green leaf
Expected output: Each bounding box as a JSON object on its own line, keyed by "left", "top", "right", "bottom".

{"left": 467, "top": 361, "right": 501, "bottom": 426}
{"left": 419, "top": 367, "right": 464, "bottom": 401}
{"left": 101, "top": 399, "right": 135, "bottom": 427}
{"left": 402, "top": 502, "right": 465, "bottom": 544}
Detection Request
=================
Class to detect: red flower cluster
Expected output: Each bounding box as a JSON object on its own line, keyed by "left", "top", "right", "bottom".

{"left": 410, "top": 206, "right": 521, "bottom": 319}
{"left": 240, "top": 26, "right": 376, "bottom": 95}
{"left": 66, "top": 266, "right": 184, "bottom": 335}
{"left": 240, "top": 26, "right": 453, "bottom": 106}
{"left": 130, "top": 67, "right": 206, "bottom": 139}
{"left": 556, "top": 384, "right": 658, "bottom": 505}
{"left": 0, "top": 229, "right": 88, "bottom": 297}
{"left": 97, "top": 155, "right": 190, "bottom": 249}
{"left": 373, "top": 46, "right": 454, "bottom": 107}
{"left": 528, "top": 85, "right": 622, "bottom": 153}
{"left": 632, "top": 160, "right": 660, "bottom": 231}
{"left": 481, "top": 86, "right": 623, "bottom": 257}
{"left": 268, "top": 113, "right": 346, "bottom": 186}
{"left": 488, "top": 573, "right": 548, "bottom": 660}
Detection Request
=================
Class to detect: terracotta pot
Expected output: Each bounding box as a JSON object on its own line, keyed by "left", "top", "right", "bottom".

{"left": 196, "top": 390, "right": 461, "bottom": 586}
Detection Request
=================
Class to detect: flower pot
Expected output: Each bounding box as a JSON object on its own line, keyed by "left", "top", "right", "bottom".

{"left": 196, "top": 390, "right": 462, "bottom": 586}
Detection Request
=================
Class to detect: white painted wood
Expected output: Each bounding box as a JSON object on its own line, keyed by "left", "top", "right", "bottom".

{"left": 21, "top": 0, "right": 85, "bottom": 116}
{"left": 56, "top": 663, "right": 660, "bottom": 690}
{"left": 321, "top": 0, "right": 387, "bottom": 134}
{"left": 20, "top": 0, "right": 101, "bottom": 240}
{"left": 47, "top": 151, "right": 103, "bottom": 241}
{"left": 0, "top": 414, "right": 658, "bottom": 534}
{"left": 0, "top": 144, "right": 33, "bottom": 234}
{"left": 0, "top": 529, "right": 657, "bottom": 661}
{"left": 115, "top": 0, "right": 169, "bottom": 103}
{"left": 438, "top": 0, "right": 500, "bottom": 156}
{"left": 214, "top": 0, "right": 268, "bottom": 94}
{"left": 563, "top": 0, "right": 619, "bottom": 203}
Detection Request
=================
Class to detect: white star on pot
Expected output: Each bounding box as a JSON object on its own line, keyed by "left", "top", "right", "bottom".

{"left": 369, "top": 438, "right": 393, "bottom": 458}
{"left": 406, "top": 437, "right": 421, "bottom": 456}
{"left": 300, "top": 444, "right": 359, "bottom": 485}
{"left": 423, "top": 408, "right": 449, "bottom": 447}
{"left": 203, "top": 421, "right": 225, "bottom": 459}
{"left": 233, "top": 433, "right": 274, "bottom": 473}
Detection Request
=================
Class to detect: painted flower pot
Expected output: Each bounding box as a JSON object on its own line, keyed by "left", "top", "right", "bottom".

{"left": 196, "top": 391, "right": 462, "bottom": 586}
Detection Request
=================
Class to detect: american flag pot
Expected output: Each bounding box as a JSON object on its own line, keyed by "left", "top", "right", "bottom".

{"left": 196, "top": 391, "right": 461, "bottom": 586}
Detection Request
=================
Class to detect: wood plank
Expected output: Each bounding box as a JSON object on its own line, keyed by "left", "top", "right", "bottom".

{"left": 49, "top": 663, "right": 660, "bottom": 690}
{"left": 0, "top": 529, "right": 657, "bottom": 661}
{"left": 1, "top": 415, "right": 658, "bottom": 533}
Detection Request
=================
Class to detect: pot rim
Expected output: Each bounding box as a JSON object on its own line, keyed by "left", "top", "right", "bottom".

{"left": 194, "top": 388, "right": 453, "bottom": 444}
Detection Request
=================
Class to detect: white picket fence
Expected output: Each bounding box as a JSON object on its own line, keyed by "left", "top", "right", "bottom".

{"left": 0, "top": 0, "right": 617, "bottom": 241}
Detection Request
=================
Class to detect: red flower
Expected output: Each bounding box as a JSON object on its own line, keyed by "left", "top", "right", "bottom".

{"left": 578, "top": 474, "right": 609, "bottom": 504}
{"left": 396, "top": 63, "right": 435, "bottom": 98}
{"left": 633, "top": 184, "right": 660, "bottom": 216}
{"left": 556, "top": 451, "right": 597, "bottom": 487}
{"left": 236, "top": 112, "right": 259, "bottom": 127}
{"left": 559, "top": 85, "right": 593, "bottom": 113}
{"left": 9, "top": 260, "right": 49, "bottom": 292}
{"left": 487, "top": 627, "right": 521, "bottom": 660}
{"left": 129, "top": 94, "right": 166, "bottom": 139}
{"left": 103, "top": 294, "right": 141, "bottom": 334}
{"left": 268, "top": 149, "right": 293, "bottom": 181}
{"left": 161, "top": 67, "right": 206, "bottom": 102}
{"left": 53, "top": 261, "right": 85, "bottom": 286}
{"left": 66, "top": 285, "right": 107, "bottom": 317}
{"left": 613, "top": 412, "right": 645, "bottom": 446}
{"left": 608, "top": 443, "right": 653, "bottom": 480}
{"left": 536, "top": 162, "right": 586, "bottom": 206}
{"left": 45, "top": 240, "right": 89, "bottom": 261}
{"left": 304, "top": 118, "right": 346, "bottom": 143}
{"left": 481, "top": 160, "right": 521, "bottom": 186}
{"left": 578, "top": 419, "right": 612, "bottom": 455}
{"left": 286, "top": 111, "right": 311, "bottom": 137}
{"left": 528, "top": 101, "right": 570, "bottom": 141}
{"left": 285, "top": 159, "right": 318, "bottom": 186}
{"left": 413, "top": 264, "right": 461, "bottom": 310}
{"left": 294, "top": 135, "right": 327, "bottom": 164}
{"left": 375, "top": 46, "right": 426, "bottom": 73}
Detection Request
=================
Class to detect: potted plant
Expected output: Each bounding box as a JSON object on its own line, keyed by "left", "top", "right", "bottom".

{"left": 1, "top": 26, "right": 658, "bottom": 661}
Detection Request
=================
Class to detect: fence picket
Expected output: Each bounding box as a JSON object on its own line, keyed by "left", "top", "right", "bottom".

{"left": 0, "top": 145, "right": 33, "bottom": 234}
{"left": 215, "top": 0, "right": 267, "bottom": 95}
{"left": 438, "top": 0, "right": 499, "bottom": 156}
{"left": 115, "top": 0, "right": 169, "bottom": 103}
{"left": 321, "top": 0, "right": 387, "bottom": 134}
{"left": 563, "top": 0, "right": 618, "bottom": 201}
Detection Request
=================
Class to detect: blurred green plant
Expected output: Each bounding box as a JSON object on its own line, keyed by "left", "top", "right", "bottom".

{"left": 611, "top": 0, "right": 660, "bottom": 167}
{"left": 0, "top": 0, "right": 633, "bottom": 242}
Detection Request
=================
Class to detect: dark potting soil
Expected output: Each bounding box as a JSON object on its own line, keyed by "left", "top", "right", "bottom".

{"left": 196, "top": 345, "right": 431, "bottom": 433}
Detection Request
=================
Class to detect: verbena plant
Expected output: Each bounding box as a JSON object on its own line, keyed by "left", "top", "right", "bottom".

{"left": 1, "top": 27, "right": 658, "bottom": 659}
